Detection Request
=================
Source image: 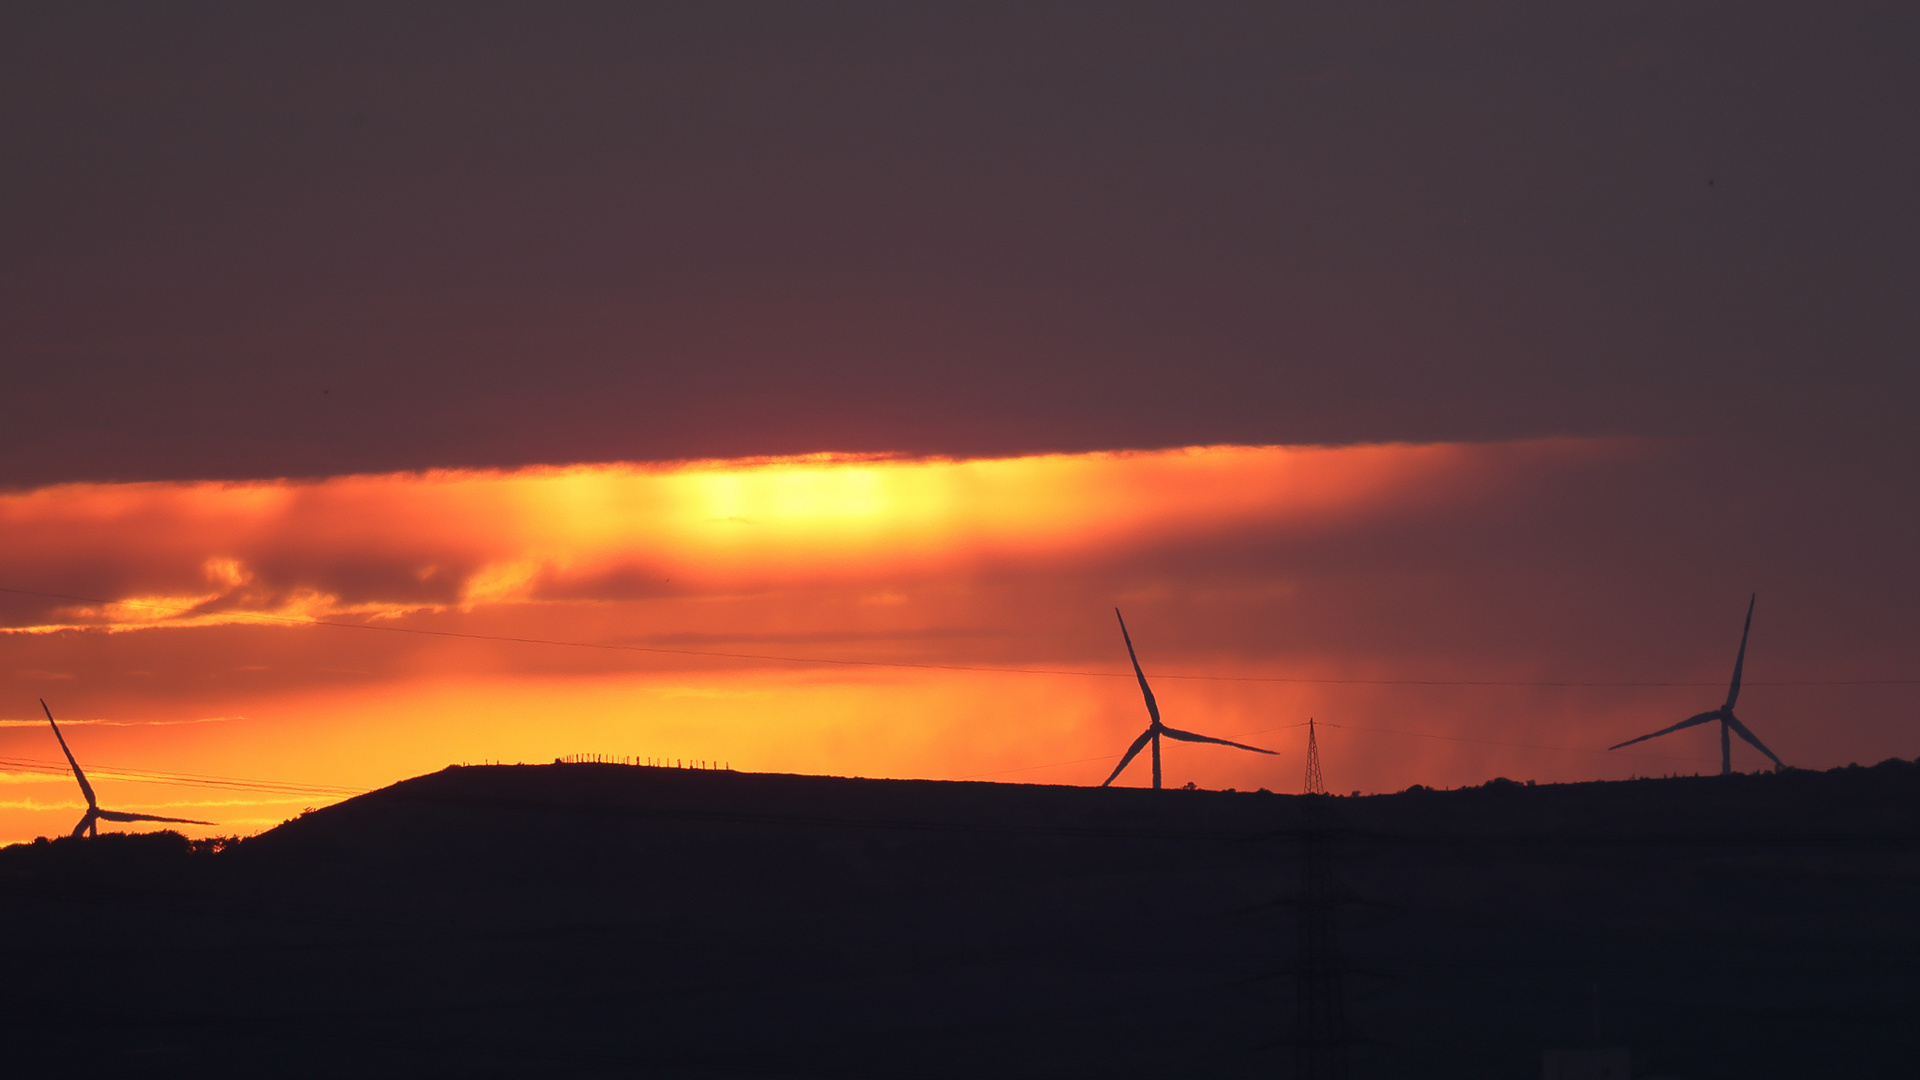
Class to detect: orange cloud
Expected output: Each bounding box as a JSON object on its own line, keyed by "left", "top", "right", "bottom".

{"left": 0, "top": 439, "right": 1619, "bottom": 632}
{"left": 21, "top": 437, "right": 1821, "bottom": 848}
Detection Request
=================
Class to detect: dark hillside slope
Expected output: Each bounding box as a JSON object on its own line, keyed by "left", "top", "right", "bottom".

{"left": 1, "top": 761, "right": 1916, "bottom": 1079}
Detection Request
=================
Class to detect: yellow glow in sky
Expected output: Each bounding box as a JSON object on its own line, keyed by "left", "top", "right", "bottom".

{"left": 0, "top": 437, "right": 1704, "bottom": 846}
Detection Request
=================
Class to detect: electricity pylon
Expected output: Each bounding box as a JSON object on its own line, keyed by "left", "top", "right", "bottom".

{"left": 1295, "top": 718, "right": 1351, "bottom": 1080}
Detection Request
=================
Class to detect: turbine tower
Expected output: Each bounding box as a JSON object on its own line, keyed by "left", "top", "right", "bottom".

{"left": 1607, "top": 594, "right": 1787, "bottom": 776}
{"left": 1101, "top": 609, "right": 1276, "bottom": 788}
{"left": 42, "top": 700, "right": 212, "bottom": 839}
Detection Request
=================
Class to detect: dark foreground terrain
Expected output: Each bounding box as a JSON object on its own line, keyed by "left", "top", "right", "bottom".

{"left": 2, "top": 760, "right": 1916, "bottom": 1078}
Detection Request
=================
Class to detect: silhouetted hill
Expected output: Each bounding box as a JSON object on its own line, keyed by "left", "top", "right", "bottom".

{"left": 2, "top": 761, "right": 1916, "bottom": 1078}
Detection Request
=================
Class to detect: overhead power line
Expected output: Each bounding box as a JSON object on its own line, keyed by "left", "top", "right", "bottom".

{"left": 950, "top": 719, "right": 1708, "bottom": 780}
{"left": 2, "top": 585, "right": 1914, "bottom": 689}
{"left": 0, "top": 756, "right": 363, "bottom": 799}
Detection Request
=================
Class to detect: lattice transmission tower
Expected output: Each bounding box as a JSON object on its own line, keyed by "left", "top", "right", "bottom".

{"left": 1303, "top": 716, "right": 1327, "bottom": 795}
{"left": 1295, "top": 717, "right": 1352, "bottom": 1080}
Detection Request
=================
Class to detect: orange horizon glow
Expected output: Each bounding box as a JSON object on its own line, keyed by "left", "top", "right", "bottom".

{"left": 10, "top": 435, "right": 1869, "bottom": 848}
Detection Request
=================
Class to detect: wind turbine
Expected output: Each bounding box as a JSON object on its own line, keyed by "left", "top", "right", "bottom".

{"left": 1102, "top": 609, "right": 1276, "bottom": 788}
{"left": 1607, "top": 594, "right": 1786, "bottom": 776}
{"left": 41, "top": 699, "right": 212, "bottom": 839}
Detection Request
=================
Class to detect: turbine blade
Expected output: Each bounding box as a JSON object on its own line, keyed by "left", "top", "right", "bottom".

{"left": 1159, "top": 725, "right": 1277, "bottom": 755}
{"left": 94, "top": 809, "right": 215, "bottom": 826}
{"left": 71, "top": 809, "right": 96, "bottom": 840}
{"left": 1102, "top": 728, "right": 1156, "bottom": 787}
{"left": 1608, "top": 710, "right": 1722, "bottom": 751}
{"left": 41, "top": 700, "right": 98, "bottom": 810}
{"left": 1723, "top": 714, "right": 1785, "bottom": 769}
{"left": 1725, "top": 593, "right": 1756, "bottom": 710}
{"left": 1114, "top": 608, "right": 1162, "bottom": 729}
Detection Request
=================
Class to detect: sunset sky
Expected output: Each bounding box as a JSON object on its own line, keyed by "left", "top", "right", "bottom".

{"left": 2, "top": 4, "right": 1915, "bottom": 844}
